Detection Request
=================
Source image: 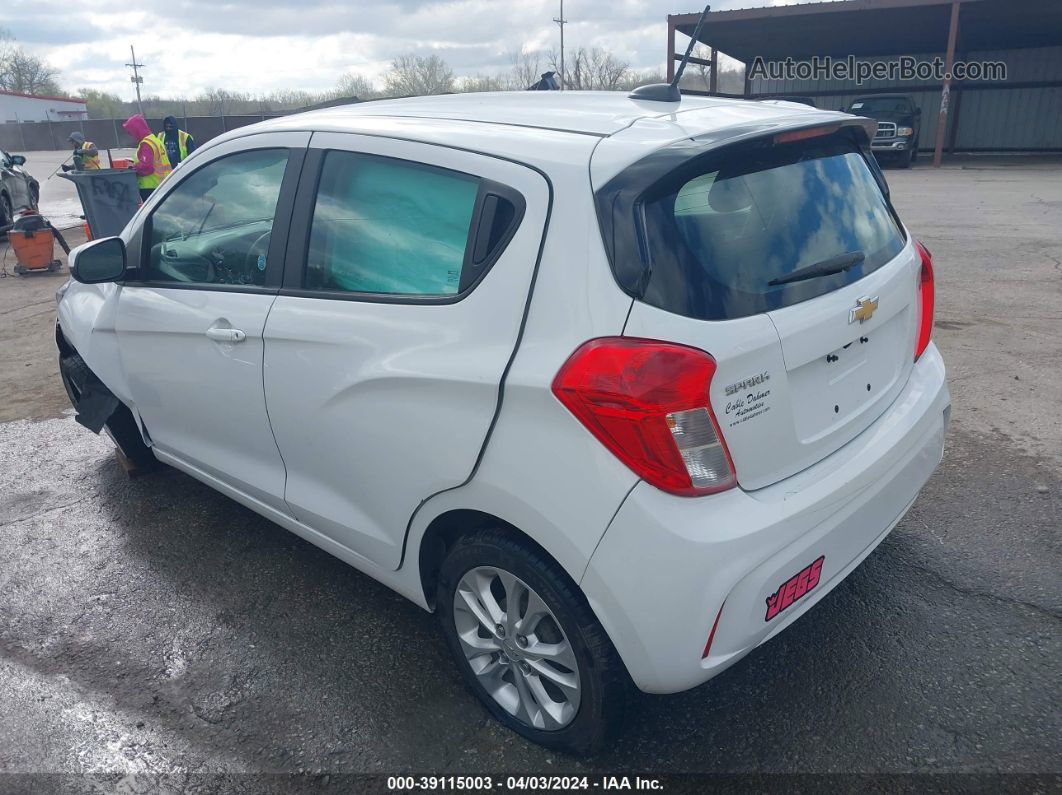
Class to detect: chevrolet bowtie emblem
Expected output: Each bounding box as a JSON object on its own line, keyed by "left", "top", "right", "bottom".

{"left": 849, "top": 296, "right": 879, "bottom": 324}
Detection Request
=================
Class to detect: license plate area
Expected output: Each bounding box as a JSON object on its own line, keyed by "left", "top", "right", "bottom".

{"left": 788, "top": 308, "right": 909, "bottom": 443}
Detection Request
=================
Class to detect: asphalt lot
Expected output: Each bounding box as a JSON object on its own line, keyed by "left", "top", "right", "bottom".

{"left": 0, "top": 157, "right": 1059, "bottom": 789}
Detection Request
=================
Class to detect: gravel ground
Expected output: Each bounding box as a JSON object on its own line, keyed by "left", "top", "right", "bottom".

{"left": 0, "top": 158, "right": 1059, "bottom": 791}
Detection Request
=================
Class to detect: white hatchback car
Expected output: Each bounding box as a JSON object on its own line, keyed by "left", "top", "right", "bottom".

{"left": 57, "top": 91, "right": 949, "bottom": 754}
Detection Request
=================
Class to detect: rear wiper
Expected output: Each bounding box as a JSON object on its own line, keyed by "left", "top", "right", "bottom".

{"left": 768, "top": 250, "right": 865, "bottom": 286}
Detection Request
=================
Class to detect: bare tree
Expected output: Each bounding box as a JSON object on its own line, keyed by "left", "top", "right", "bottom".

{"left": 686, "top": 44, "right": 713, "bottom": 91}
{"left": 0, "top": 30, "right": 62, "bottom": 96}
{"left": 506, "top": 48, "right": 543, "bottom": 90}
{"left": 336, "top": 72, "right": 379, "bottom": 100}
{"left": 616, "top": 68, "right": 666, "bottom": 92}
{"left": 384, "top": 54, "right": 454, "bottom": 98}
{"left": 716, "top": 65, "right": 746, "bottom": 95}
{"left": 198, "top": 88, "right": 250, "bottom": 116}
{"left": 548, "top": 46, "right": 631, "bottom": 91}
{"left": 457, "top": 73, "right": 506, "bottom": 93}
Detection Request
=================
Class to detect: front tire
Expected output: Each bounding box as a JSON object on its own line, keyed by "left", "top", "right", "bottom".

{"left": 437, "top": 528, "right": 628, "bottom": 755}
{"left": 0, "top": 193, "right": 12, "bottom": 228}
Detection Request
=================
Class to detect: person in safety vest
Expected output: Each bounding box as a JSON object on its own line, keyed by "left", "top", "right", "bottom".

{"left": 62, "top": 132, "right": 101, "bottom": 171}
{"left": 122, "top": 114, "right": 171, "bottom": 200}
{"left": 159, "top": 116, "right": 195, "bottom": 168}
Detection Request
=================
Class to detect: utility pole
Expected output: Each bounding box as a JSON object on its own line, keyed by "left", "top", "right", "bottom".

{"left": 553, "top": 0, "right": 567, "bottom": 90}
{"left": 126, "top": 45, "right": 145, "bottom": 117}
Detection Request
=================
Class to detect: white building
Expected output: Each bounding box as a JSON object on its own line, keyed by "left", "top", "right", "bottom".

{"left": 0, "top": 89, "right": 88, "bottom": 123}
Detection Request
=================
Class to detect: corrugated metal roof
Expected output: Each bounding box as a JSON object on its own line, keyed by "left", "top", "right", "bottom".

{"left": 674, "top": 0, "right": 1062, "bottom": 60}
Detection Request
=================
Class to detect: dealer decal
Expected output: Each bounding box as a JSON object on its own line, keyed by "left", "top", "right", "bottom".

{"left": 765, "top": 556, "right": 824, "bottom": 622}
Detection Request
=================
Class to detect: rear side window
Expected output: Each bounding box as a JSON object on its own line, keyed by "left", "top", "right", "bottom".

{"left": 306, "top": 151, "right": 481, "bottom": 297}
{"left": 599, "top": 133, "right": 905, "bottom": 320}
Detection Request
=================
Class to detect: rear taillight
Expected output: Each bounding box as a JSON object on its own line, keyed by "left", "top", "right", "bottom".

{"left": 551, "top": 338, "right": 736, "bottom": 496}
{"left": 915, "top": 241, "right": 935, "bottom": 360}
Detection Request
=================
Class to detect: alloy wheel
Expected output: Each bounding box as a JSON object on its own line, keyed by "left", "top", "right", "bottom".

{"left": 452, "top": 566, "right": 581, "bottom": 730}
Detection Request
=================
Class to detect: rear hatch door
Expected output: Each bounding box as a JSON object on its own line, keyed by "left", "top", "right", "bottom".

{"left": 598, "top": 125, "right": 920, "bottom": 490}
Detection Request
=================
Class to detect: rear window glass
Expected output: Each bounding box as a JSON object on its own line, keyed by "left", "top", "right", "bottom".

{"left": 608, "top": 134, "right": 905, "bottom": 320}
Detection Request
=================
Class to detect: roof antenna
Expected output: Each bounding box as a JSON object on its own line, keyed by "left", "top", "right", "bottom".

{"left": 630, "top": 3, "right": 711, "bottom": 103}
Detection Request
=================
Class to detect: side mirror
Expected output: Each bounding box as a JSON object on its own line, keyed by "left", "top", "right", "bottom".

{"left": 913, "top": 107, "right": 922, "bottom": 117}
{"left": 71, "top": 237, "right": 127, "bottom": 284}
{"left": 10, "top": 154, "right": 26, "bottom": 166}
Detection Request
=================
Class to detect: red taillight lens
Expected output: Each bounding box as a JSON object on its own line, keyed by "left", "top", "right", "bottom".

{"left": 915, "top": 241, "right": 935, "bottom": 360}
{"left": 551, "top": 337, "right": 737, "bottom": 496}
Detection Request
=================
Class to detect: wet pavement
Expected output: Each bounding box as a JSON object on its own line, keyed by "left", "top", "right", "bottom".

{"left": 0, "top": 417, "right": 1059, "bottom": 789}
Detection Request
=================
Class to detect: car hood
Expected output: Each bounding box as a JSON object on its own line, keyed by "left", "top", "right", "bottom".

{"left": 862, "top": 110, "right": 915, "bottom": 123}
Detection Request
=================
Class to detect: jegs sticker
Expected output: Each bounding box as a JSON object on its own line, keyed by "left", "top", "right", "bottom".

{"left": 765, "top": 556, "right": 824, "bottom": 622}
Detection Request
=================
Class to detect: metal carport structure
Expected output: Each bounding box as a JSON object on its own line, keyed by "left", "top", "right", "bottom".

{"left": 667, "top": 0, "right": 1062, "bottom": 165}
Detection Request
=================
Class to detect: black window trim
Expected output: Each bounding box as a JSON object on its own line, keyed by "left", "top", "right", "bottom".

{"left": 122, "top": 145, "right": 306, "bottom": 294}
{"left": 279, "top": 146, "right": 526, "bottom": 306}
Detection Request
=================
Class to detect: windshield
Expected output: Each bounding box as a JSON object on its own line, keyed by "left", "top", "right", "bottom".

{"left": 850, "top": 97, "right": 911, "bottom": 114}
{"left": 598, "top": 132, "right": 906, "bottom": 321}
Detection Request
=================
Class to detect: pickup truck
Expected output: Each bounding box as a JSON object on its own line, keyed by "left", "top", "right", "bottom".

{"left": 847, "top": 94, "right": 921, "bottom": 168}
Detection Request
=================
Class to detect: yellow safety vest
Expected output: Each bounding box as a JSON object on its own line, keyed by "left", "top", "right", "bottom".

{"left": 156, "top": 129, "right": 191, "bottom": 162}
{"left": 137, "top": 135, "right": 172, "bottom": 190}
{"left": 78, "top": 141, "right": 101, "bottom": 170}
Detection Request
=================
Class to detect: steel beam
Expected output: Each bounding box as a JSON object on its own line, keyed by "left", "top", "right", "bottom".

{"left": 933, "top": 0, "right": 961, "bottom": 167}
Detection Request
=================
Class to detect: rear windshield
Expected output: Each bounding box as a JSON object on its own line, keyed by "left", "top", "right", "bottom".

{"left": 600, "top": 132, "right": 906, "bottom": 320}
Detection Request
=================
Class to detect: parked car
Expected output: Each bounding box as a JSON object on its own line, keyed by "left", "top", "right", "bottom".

{"left": 56, "top": 92, "right": 949, "bottom": 754}
{"left": 848, "top": 94, "right": 922, "bottom": 168}
{"left": 0, "top": 150, "right": 40, "bottom": 226}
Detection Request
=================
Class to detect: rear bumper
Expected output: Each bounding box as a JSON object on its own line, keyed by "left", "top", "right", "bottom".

{"left": 580, "top": 344, "right": 949, "bottom": 694}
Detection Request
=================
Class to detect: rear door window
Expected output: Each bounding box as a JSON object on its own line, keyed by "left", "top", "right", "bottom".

{"left": 600, "top": 133, "right": 905, "bottom": 320}
{"left": 305, "top": 151, "right": 481, "bottom": 297}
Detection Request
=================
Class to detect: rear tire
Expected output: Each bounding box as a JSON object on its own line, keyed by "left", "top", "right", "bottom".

{"left": 436, "top": 528, "right": 628, "bottom": 755}
{"left": 59, "top": 353, "right": 160, "bottom": 472}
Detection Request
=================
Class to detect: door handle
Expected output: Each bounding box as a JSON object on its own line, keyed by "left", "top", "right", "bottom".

{"left": 205, "top": 327, "right": 246, "bottom": 343}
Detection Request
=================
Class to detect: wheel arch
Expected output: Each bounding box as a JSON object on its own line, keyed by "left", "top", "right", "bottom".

{"left": 416, "top": 508, "right": 585, "bottom": 614}
{"left": 55, "top": 321, "right": 76, "bottom": 358}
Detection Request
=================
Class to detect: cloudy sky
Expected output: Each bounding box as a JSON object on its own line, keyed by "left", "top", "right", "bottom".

{"left": 8, "top": 0, "right": 800, "bottom": 99}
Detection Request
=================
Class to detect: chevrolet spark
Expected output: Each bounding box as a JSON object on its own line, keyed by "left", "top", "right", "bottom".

{"left": 56, "top": 92, "right": 949, "bottom": 754}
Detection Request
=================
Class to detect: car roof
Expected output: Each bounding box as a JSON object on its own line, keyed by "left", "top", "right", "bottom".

{"left": 251, "top": 91, "right": 844, "bottom": 138}
{"left": 212, "top": 91, "right": 863, "bottom": 178}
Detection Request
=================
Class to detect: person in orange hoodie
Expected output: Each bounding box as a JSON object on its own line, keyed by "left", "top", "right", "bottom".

{"left": 122, "top": 114, "right": 171, "bottom": 200}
